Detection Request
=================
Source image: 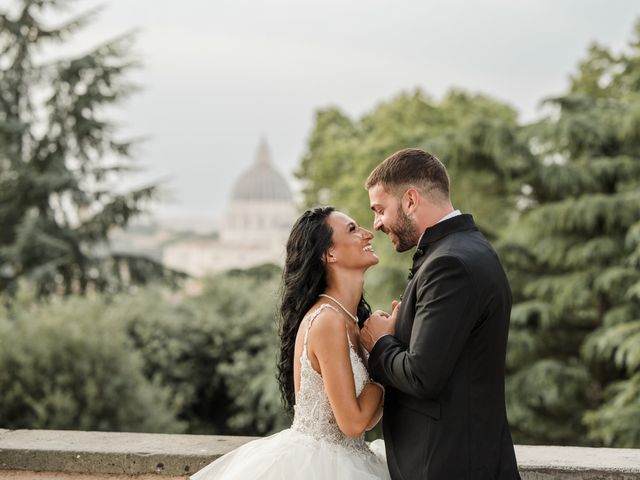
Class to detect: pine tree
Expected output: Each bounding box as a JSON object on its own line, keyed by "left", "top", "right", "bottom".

{"left": 503, "top": 20, "right": 640, "bottom": 446}
{"left": 0, "top": 0, "right": 177, "bottom": 297}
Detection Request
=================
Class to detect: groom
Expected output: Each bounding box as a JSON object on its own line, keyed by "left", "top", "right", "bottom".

{"left": 361, "top": 148, "right": 520, "bottom": 479}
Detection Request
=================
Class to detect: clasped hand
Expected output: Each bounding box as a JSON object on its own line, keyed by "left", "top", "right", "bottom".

{"left": 361, "top": 300, "right": 401, "bottom": 352}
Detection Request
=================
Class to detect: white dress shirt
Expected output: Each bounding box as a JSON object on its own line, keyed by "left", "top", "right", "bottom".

{"left": 417, "top": 209, "right": 461, "bottom": 246}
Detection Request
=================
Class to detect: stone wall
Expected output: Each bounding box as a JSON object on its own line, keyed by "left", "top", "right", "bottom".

{"left": 1, "top": 429, "right": 639, "bottom": 479}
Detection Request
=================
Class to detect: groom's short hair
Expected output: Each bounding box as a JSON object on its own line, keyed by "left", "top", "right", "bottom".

{"left": 365, "top": 148, "right": 450, "bottom": 200}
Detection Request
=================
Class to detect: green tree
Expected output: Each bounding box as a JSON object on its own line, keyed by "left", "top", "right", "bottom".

{"left": 0, "top": 0, "right": 176, "bottom": 298}
{"left": 118, "top": 264, "right": 288, "bottom": 435}
{"left": 0, "top": 265, "right": 288, "bottom": 436}
{"left": 504, "top": 20, "right": 640, "bottom": 447}
{"left": 297, "top": 89, "right": 533, "bottom": 309}
{"left": 0, "top": 285, "right": 185, "bottom": 432}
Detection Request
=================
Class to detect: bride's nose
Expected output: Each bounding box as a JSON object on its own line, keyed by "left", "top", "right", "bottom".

{"left": 360, "top": 228, "right": 374, "bottom": 240}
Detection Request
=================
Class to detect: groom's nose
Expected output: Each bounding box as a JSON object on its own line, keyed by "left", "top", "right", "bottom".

{"left": 373, "top": 217, "right": 383, "bottom": 231}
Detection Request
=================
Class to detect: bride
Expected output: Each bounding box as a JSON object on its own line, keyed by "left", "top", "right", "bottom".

{"left": 191, "top": 206, "right": 391, "bottom": 479}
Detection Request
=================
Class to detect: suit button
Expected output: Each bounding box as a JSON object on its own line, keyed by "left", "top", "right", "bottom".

{"left": 416, "top": 248, "right": 424, "bottom": 256}
{"left": 408, "top": 270, "right": 414, "bottom": 280}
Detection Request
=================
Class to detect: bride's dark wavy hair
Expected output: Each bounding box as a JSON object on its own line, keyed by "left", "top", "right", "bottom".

{"left": 278, "top": 206, "right": 371, "bottom": 416}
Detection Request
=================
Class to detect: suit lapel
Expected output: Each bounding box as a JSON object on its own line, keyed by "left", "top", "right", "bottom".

{"left": 395, "top": 214, "right": 479, "bottom": 342}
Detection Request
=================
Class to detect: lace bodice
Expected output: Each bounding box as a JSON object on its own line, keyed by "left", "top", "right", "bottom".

{"left": 291, "top": 304, "right": 373, "bottom": 457}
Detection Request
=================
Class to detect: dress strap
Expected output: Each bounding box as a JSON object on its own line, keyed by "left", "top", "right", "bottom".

{"left": 345, "top": 329, "right": 355, "bottom": 348}
{"left": 303, "top": 303, "right": 340, "bottom": 347}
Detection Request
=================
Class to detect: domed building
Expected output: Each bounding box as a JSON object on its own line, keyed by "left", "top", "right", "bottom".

{"left": 221, "top": 139, "right": 296, "bottom": 249}
{"left": 162, "top": 140, "right": 297, "bottom": 276}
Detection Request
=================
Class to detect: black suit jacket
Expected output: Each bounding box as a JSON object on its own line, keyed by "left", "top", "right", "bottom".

{"left": 369, "top": 214, "right": 520, "bottom": 480}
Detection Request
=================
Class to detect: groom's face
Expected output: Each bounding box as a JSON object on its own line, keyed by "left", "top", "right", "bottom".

{"left": 368, "top": 184, "right": 419, "bottom": 253}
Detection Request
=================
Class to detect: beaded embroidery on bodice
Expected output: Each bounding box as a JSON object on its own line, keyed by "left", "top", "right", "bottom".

{"left": 291, "top": 304, "right": 373, "bottom": 456}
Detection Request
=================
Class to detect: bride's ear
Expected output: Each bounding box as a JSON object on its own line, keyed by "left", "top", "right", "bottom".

{"left": 323, "top": 250, "right": 337, "bottom": 264}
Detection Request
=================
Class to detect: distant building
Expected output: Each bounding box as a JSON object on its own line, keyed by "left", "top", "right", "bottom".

{"left": 162, "top": 139, "right": 297, "bottom": 276}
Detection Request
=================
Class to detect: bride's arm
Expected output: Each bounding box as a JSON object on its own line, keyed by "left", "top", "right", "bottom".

{"left": 308, "top": 310, "right": 384, "bottom": 438}
{"left": 359, "top": 344, "right": 384, "bottom": 430}
{"left": 365, "top": 381, "right": 384, "bottom": 431}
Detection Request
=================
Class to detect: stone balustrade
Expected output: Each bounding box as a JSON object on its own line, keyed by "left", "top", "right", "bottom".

{"left": 1, "top": 429, "right": 639, "bottom": 479}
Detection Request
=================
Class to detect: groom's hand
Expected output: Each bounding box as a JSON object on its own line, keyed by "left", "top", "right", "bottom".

{"left": 361, "top": 301, "right": 401, "bottom": 352}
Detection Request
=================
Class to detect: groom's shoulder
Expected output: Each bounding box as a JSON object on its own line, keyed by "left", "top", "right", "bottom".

{"left": 433, "top": 227, "right": 495, "bottom": 258}
{"left": 425, "top": 231, "right": 477, "bottom": 261}
{"left": 420, "top": 233, "right": 498, "bottom": 277}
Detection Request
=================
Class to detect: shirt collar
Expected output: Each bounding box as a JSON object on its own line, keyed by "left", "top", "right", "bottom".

{"left": 417, "top": 209, "right": 461, "bottom": 246}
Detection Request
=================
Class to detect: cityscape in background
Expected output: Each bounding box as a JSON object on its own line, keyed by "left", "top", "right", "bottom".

{"left": 109, "top": 139, "right": 298, "bottom": 275}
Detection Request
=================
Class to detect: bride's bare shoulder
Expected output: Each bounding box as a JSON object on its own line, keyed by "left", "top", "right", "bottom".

{"left": 306, "top": 306, "right": 349, "bottom": 352}
{"left": 307, "top": 304, "right": 344, "bottom": 327}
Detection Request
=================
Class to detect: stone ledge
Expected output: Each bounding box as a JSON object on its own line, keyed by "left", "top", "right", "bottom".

{"left": 0, "top": 429, "right": 256, "bottom": 478}
{"left": 514, "top": 445, "right": 640, "bottom": 479}
{"left": 1, "top": 429, "right": 639, "bottom": 479}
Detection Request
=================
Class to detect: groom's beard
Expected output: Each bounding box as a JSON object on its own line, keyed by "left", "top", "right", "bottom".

{"left": 388, "top": 206, "right": 419, "bottom": 253}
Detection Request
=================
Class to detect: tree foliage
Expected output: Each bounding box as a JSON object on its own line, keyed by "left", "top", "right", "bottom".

{"left": 0, "top": 0, "right": 178, "bottom": 298}
{"left": 0, "top": 265, "right": 287, "bottom": 435}
{"left": 297, "top": 89, "right": 533, "bottom": 310}
{"left": 0, "top": 284, "right": 185, "bottom": 432}
{"left": 503, "top": 19, "right": 640, "bottom": 447}
{"left": 121, "top": 264, "right": 288, "bottom": 435}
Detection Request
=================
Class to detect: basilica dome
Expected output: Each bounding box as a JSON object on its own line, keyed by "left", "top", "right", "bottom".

{"left": 231, "top": 139, "right": 293, "bottom": 202}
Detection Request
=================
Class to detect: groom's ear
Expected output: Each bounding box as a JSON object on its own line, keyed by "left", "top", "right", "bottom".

{"left": 403, "top": 188, "right": 420, "bottom": 214}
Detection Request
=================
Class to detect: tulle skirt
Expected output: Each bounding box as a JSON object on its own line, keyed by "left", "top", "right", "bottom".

{"left": 190, "top": 428, "right": 389, "bottom": 480}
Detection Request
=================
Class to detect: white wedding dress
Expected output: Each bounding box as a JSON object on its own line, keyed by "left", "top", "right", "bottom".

{"left": 191, "top": 304, "right": 389, "bottom": 479}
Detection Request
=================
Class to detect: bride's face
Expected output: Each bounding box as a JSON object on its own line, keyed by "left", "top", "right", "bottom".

{"left": 324, "top": 211, "right": 379, "bottom": 270}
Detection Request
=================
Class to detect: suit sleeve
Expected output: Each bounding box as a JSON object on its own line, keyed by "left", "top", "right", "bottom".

{"left": 369, "top": 255, "right": 478, "bottom": 399}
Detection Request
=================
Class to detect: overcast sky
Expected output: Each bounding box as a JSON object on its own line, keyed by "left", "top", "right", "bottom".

{"left": 7, "top": 0, "right": 640, "bottom": 223}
